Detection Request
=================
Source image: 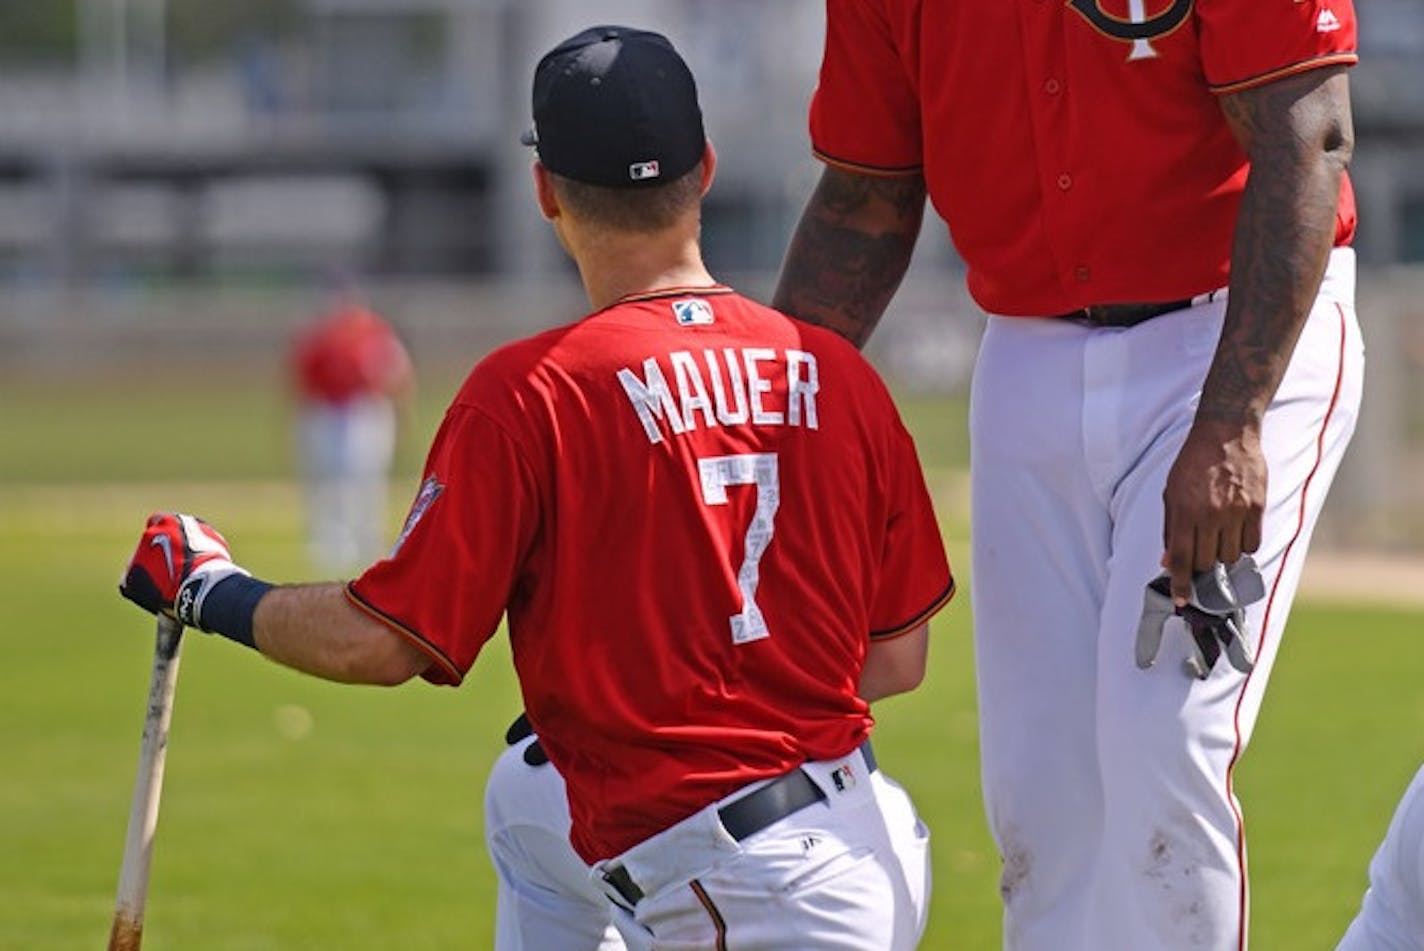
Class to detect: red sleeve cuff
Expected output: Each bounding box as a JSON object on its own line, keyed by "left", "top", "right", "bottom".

{"left": 812, "top": 147, "right": 923, "bottom": 178}
{"left": 344, "top": 582, "right": 465, "bottom": 686}
{"left": 870, "top": 577, "right": 956, "bottom": 641}
{"left": 1209, "top": 52, "right": 1358, "bottom": 96}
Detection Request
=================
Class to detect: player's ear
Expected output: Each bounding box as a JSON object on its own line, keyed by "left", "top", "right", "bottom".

{"left": 532, "top": 162, "right": 561, "bottom": 221}
{"left": 699, "top": 142, "right": 717, "bottom": 197}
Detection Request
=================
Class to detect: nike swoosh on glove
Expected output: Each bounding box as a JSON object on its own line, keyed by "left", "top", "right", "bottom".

{"left": 119, "top": 512, "right": 250, "bottom": 630}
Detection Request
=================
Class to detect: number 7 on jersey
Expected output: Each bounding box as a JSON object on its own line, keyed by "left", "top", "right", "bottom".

{"left": 698, "top": 453, "right": 780, "bottom": 645}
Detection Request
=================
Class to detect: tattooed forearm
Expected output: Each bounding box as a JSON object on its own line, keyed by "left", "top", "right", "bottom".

{"left": 1200, "top": 66, "right": 1354, "bottom": 426}
{"left": 773, "top": 167, "right": 927, "bottom": 349}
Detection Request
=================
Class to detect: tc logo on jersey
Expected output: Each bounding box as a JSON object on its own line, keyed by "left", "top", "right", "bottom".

{"left": 1068, "top": 0, "right": 1193, "bottom": 61}
{"left": 672, "top": 298, "right": 715, "bottom": 326}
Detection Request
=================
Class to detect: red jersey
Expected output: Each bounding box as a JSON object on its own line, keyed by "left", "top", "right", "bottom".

{"left": 292, "top": 303, "right": 413, "bottom": 404}
{"left": 809, "top": 0, "right": 1359, "bottom": 317}
{"left": 349, "top": 287, "right": 953, "bottom": 861}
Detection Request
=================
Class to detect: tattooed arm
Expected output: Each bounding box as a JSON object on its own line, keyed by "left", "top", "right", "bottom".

{"left": 772, "top": 166, "right": 928, "bottom": 348}
{"left": 1160, "top": 65, "right": 1354, "bottom": 602}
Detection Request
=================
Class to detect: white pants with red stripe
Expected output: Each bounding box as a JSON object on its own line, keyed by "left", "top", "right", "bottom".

{"left": 1337, "top": 765, "right": 1424, "bottom": 951}
{"left": 970, "top": 248, "right": 1362, "bottom": 951}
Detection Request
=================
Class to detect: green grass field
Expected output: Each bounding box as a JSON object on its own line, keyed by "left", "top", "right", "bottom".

{"left": 2, "top": 370, "right": 1421, "bottom": 949}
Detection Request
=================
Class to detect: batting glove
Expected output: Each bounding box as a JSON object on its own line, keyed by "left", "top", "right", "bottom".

{"left": 119, "top": 513, "right": 250, "bottom": 631}
{"left": 1136, "top": 556, "right": 1266, "bottom": 680}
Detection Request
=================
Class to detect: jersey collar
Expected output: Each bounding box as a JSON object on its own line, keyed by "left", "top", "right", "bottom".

{"left": 613, "top": 284, "right": 735, "bottom": 306}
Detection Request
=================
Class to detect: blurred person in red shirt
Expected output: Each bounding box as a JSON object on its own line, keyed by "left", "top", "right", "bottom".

{"left": 290, "top": 284, "right": 414, "bottom": 571}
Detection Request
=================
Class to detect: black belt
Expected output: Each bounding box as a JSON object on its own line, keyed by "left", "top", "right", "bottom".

{"left": 1055, "top": 298, "right": 1192, "bottom": 327}
{"left": 602, "top": 739, "right": 878, "bottom": 908}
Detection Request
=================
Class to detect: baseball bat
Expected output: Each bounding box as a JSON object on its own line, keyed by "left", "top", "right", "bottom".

{"left": 107, "top": 613, "right": 185, "bottom": 951}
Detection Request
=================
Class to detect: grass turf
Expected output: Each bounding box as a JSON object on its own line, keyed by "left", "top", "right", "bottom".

{"left": 1, "top": 373, "right": 1420, "bottom": 948}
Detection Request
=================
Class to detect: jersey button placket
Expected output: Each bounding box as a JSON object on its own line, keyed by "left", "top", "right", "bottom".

{"left": 1045, "top": 75, "right": 1070, "bottom": 192}
{"left": 1028, "top": 2, "right": 1077, "bottom": 303}
{"left": 1045, "top": 73, "right": 1081, "bottom": 286}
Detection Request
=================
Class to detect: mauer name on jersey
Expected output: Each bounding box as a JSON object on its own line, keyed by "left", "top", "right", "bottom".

{"left": 617, "top": 347, "right": 820, "bottom": 445}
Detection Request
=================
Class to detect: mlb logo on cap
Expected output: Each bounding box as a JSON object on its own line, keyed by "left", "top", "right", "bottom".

{"left": 672, "top": 299, "right": 714, "bottom": 326}
{"left": 630, "top": 161, "right": 661, "bottom": 182}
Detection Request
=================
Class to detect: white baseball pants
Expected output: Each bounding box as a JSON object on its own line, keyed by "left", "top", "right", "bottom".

{"left": 296, "top": 395, "right": 397, "bottom": 571}
{"left": 593, "top": 745, "right": 930, "bottom": 951}
{"left": 1337, "top": 765, "right": 1424, "bottom": 951}
{"left": 487, "top": 738, "right": 931, "bottom": 950}
{"left": 970, "top": 248, "right": 1362, "bottom": 950}
{"left": 485, "top": 735, "right": 627, "bottom": 951}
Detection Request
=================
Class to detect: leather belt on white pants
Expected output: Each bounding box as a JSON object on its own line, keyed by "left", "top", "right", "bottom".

{"left": 601, "top": 739, "right": 878, "bottom": 908}
{"left": 1054, "top": 287, "right": 1227, "bottom": 328}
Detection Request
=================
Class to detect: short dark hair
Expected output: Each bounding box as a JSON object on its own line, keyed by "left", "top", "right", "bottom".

{"left": 552, "top": 161, "right": 704, "bottom": 233}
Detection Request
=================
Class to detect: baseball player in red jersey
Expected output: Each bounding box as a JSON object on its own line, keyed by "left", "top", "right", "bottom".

{"left": 774, "top": 2, "right": 1362, "bottom": 949}
{"left": 119, "top": 25, "right": 952, "bottom": 950}
{"left": 289, "top": 289, "right": 413, "bottom": 571}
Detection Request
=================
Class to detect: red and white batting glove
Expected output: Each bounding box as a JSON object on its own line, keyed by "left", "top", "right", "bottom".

{"left": 119, "top": 513, "right": 250, "bottom": 631}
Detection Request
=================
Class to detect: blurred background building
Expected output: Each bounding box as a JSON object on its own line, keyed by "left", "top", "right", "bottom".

{"left": 0, "top": 0, "right": 833, "bottom": 283}
{"left": 0, "top": 0, "right": 1421, "bottom": 544}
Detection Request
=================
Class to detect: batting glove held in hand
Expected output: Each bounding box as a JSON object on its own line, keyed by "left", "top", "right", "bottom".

{"left": 119, "top": 513, "right": 249, "bottom": 631}
{"left": 1136, "top": 555, "right": 1266, "bottom": 680}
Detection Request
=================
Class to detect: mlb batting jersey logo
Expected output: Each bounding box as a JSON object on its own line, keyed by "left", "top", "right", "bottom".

{"left": 672, "top": 298, "right": 715, "bottom": 326}
{"left": 630, "top": 160, "right": 661, "bottom": 182}
{"left": 390, "top": 476, "right": 443, "bottom": 556}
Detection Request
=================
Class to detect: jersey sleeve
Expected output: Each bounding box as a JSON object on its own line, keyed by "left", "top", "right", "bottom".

{"left": 347, "top": 404, "right": 540, "bottom": 685}
{"left": 869, "top": 416, "right": 955, "bottom": 639}
{"left": 1198, "top": 0, "right": 1358, "bottom": 94}
{"left": 809, "top": 0, "right": 923, "bottom": 174}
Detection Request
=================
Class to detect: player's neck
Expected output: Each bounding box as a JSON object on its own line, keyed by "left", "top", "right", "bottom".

{"left": 572, "top": 227, "right": 715, "bottom": 312}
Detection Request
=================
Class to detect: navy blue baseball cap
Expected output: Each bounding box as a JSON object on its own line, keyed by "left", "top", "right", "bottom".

{"left": 521, "top": 25, "right": 706, "bottom": 189}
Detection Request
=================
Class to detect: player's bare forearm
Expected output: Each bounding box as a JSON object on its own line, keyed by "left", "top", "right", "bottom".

{"left": 772, "top": 166, "right": 927, "bottom": 349}
{"left": 858, "top": 623, "right": 929, "bottom": 702}
{"left": 1159, "top": 67, "right": 1353, "bottom": 598}
{"left": 1205, "top": 66, "right": 1354, "bottom": 429}
{"left": 253, "top": 583, "right": 431, "bottom": 685}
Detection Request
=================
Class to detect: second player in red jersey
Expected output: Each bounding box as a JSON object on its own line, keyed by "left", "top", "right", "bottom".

{"left": 776, "top": 2, "right": 1363, "bottom": 948}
